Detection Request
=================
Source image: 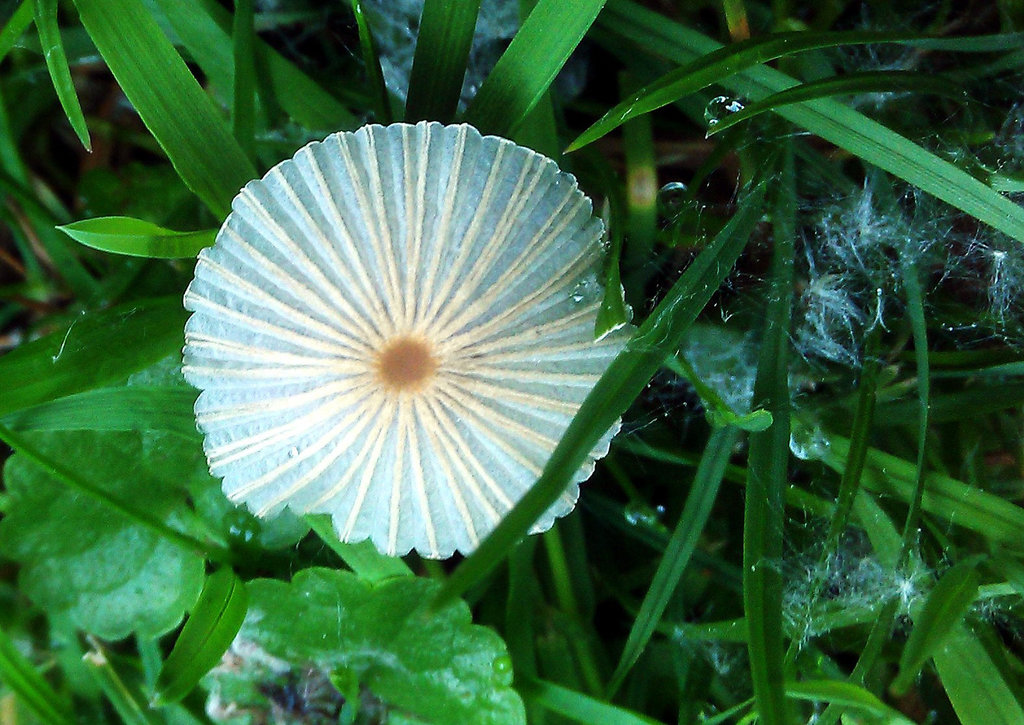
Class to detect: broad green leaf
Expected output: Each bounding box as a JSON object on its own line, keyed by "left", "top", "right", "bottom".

{"left": 892, "top": 560, "right": 981, "bottom": 695}
{"left": 221, "top": 568, "right": 525, "bottom": 724}
{"left": 436, "top": 183, "right": 765, "bottom": 607}
{"left": 1, "top": 385, "right": 198, "bottom": 437}
{"left": 706, "top": 71, "right": 964, "bottom": 136}
{"left": 464, "top": 0, "right": 606, "bottom": 137}
{"left": 73, "top": 0, "right": 256, "bottom": 216}
{"left": 154, "top": 568, "right": 248, "bottom": 705}
{"left": 518, "top": 678, "right": 661, "bottom": 725}
{"left": 58, "top": 216, "right": 215, "bottom": 258}
{"left": 933, "top": 623, "right": 1024, "bottom": 725}
{"left": 594, "top": 2, "right": 1024, "bottom": 245}
{"left": 405, "top": 0, "right": 481, "bottom": 122}
{"left": 0, "top": 298, "right": 187, "bottom": 418}
{"left": 0, "top": 431, "right": 208, "bottom": 639}
{"left": 0, "top": 624, "right": 75, "bottom": 725}
{"left": 608, "top": 426, "right": 738, "bottom": 694}
{"left": 33, "top": 0, "right": 90, "bottom": 150}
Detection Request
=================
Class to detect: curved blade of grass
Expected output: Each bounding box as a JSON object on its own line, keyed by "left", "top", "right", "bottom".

{"left": 33, "top": 0, "right": 90, "bottom": 150}
{"left": 153, "top": 568, "right": 248, "bottom": 705}
{"left": 933, "top": 623, "right": 1024, "bottom": 725}
{"left": 892, "top": 559, "right": 981, "bottom": 696}
{"left": 464, "top": 0, "right": 606, "bottom": 137}
{"left": 518, "top": 678, "right": 661, "bottom": 725}
{"left": 0, "top": 298, "right": 186, "bottom": 418}
{"left": 155, "top": 0, "right": 357, "bottom": 129}
{"left": 0, "top": 624, "right": 75, "bottom": 725}
{"left": 73, "top": 0, "right": 256, "bottom": 216}
{"left": 84, "top": 639, "right": 160, "bottom": 725}
{"left": 58, "top": 216, "right": 215, "bottom": 258}
{"left": 743, "top": 148, "right": 794, "bottom": 725}
{"left": 231, "top": 0, "right": 255, "bottom": 157}
{"left": 434, "top": 183, "right": 766, "bottom": 608}
{"left": 707, "top": 71, "right": 964, "bottom": 136}
{"left": 349, "top": 0, "right": 391, "bottom": 123}
{"left": 305, "top": 514, "right": 412, "bottom": 583}
{"left": 608, "top": 425, "right": 739, "bottom": 696}
{"left": 0, "top": 1, "right": 32, "bottom": 62}
{"left": 570, "top": 28, "right": 1019, "bottom": 151}
{"left": 595, "top": 2, "right": 1024, "bottom": 245}
{"left": 797, "top": 427, "right": 1024, "bottom": 547}
{"left": 568, "top": 29, "right": 929, "bottom": 151}
{"left": 405, "top": 0, "right": 480, "bottom": 122}
{"left": 785, "top": 680, "right": 904, "bottom": 719}
{"left": 876, "top": 382, "right": 1024, "bottom": 424}
{"left": 1, "top": 386, "right": 198, "bottom": 437}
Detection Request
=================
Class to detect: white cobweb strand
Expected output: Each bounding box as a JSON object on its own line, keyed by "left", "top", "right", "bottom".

{"left": 183, "top": 122, "right": 629, "bottom": 559}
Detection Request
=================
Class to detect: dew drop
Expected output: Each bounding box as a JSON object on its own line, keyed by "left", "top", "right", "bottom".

{"left": 491, "top": 655, "right": 513, "bottom": 684}
{"left": 224, "top": 510, "right": 261, "bottom": 544}
{"left": 704, "top": 95, "right": 745, "bottom": 127}
{"left": 624, "top": 502, "right": 663, "bottom": 527}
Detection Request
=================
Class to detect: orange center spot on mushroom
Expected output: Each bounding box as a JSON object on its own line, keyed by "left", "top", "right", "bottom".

{"left": 375, "top": 337, "right": 438, "bottom": 392}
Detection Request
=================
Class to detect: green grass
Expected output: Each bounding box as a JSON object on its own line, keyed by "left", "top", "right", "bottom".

{"left": 2, "top": 0, "right": 1024, "bottom": 723}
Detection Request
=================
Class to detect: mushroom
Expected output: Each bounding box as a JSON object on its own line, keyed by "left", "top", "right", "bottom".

{"left": 183, "top": 121, "right": 629, "bottom": 558}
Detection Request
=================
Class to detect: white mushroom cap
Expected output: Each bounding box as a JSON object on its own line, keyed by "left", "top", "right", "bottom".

{"left": 183, "top": 121, "right": 629, "bottom": 559}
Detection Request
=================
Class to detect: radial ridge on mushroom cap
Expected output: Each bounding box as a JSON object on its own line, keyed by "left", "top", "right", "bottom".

{"left": 182, "top": 121, "right": 631, "bottom": 559}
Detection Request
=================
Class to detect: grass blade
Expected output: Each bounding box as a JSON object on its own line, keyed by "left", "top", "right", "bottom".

{"left": 595, "top": 1, "right": 1024, "bottom": 244}
{"left": 608, "top": 425, "right": 739, "bottom": 695}
{"left": 73, "top": 0, "right": 256, "bottom": 216}
{"left": 743, "top": 148, "right": 794, "bottom": 725}
{"left": 154, "top": 568, "right": 248, "bottom": 705}
{"left": 0, "top": 1, "right": 32, "bottom": 63}
{"left": 33, "top": 0, "right": 90, "bottom": 150}
{"left": 231, "top": 0, "right": 255, "bottom": 158}
{"left": 405, "top": 0, "right": 481, "bottom": 122}
{"left": 58, "top": 216, "right": 215, "bottom": 258}
{"left": 84, "top": 639, "right": 160, "bottom": 725}
{"left": 785, "top": 680, "right": 905, "bottom": 719}
{"left": 706, "top": 70, "right": 964, "bottom": 136}
{"left": 568, "top": 29, "right": 927, "bottom": 151}
{"left": 519, "top": 678, "right": 661, "bottom": 725}
{"left": 464, "top": 0, "right": 606, "bottom": 137}
{"left": 933, "top": 623, "right": 1024, "bottom": 725}
{"left": 892, "top": 559, "right": 981, "bottom": 695}
{"left": 434, "top": 182, "right": 765, "bottom": 608}
{"left": 797, "top": 427, "right": 1024, "bottom": 547}
{"left": 0, "top": 298, "right": 186, "bottom": 418}
{"left": 349, "top": 0, "right": 391, "bottom": 123}
{"left": 0, "top": 624, "right": 75, "bottom": 725}
{"left": 155, "top": 0, "right": 356, "bottom": 129}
